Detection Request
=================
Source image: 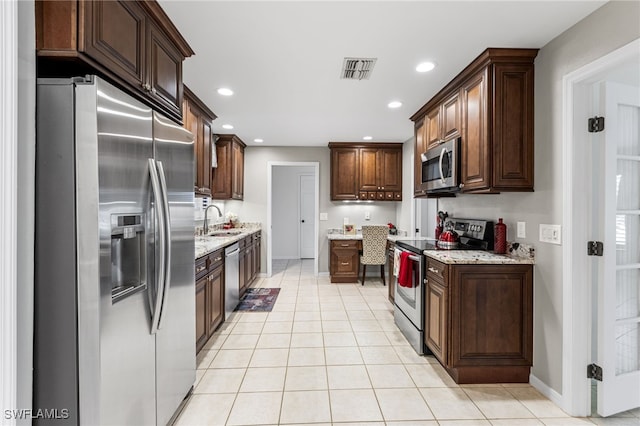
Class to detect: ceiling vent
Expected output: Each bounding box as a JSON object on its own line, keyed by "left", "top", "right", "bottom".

{"left": 341, "top": 57, "right": 377, "bottom": 80}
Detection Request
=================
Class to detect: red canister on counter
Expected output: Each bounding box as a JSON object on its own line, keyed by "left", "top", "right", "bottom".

{"left": 494, "top": 218, "right": 507, "bottom": 254}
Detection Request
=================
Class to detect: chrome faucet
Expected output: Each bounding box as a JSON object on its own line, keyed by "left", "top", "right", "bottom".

{"left": 203, "top": 204, "right": 222, "bottom": 234}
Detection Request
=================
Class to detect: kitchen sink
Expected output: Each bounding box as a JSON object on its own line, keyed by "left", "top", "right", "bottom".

{"left": 207, "top": 230, "right": 243, "bottom": 236}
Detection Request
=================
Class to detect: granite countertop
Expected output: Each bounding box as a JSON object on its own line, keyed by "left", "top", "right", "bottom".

{"left": 424, "top": 250, "right": 535, "bottom": 265}
{"left": 195, "top": 225, "right": 261, "bottom": 259}
{"left": 327, "top": 233, "right": 427, "bottom": 242}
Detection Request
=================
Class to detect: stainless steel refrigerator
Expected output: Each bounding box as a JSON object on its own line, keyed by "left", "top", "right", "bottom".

{"left": 34, "top": 76, "right": 195, "bottom": 425}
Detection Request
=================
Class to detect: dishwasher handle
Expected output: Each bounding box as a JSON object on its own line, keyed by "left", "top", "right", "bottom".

{"left": 226, "top": 248, "right": 240, "bottom": 257}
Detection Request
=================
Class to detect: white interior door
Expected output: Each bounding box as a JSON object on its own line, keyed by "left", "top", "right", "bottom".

{"left": 595, "top": 81, "right": 640, "bottom": 417}
{"left": 299, "top": 174, "right": 315, "bottom": 259}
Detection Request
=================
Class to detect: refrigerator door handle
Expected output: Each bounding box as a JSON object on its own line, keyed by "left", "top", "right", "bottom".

{"left": 148, "top": 158, "right": 166, "bottom": 335}
{"left": 156, "top": 160, "right": 172, "bottom": 329}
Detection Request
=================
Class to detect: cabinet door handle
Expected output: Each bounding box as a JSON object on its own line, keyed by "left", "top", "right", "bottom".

{"left": 428, "top": 267, "right": 440, "bottom": 274}
{"left": 424, "top": 278, "right": 428, "bottom": 284}
{"left": 381, "top": 186, "right": 384, "bottom": 190}
{"left": 341, "top": 262, "right": 350, "bottom": 266}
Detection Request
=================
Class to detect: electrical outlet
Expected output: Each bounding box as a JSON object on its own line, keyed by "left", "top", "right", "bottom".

{"left": 365, "top": 211, "right": 371, "bottom": 220}
{"left": 539, "top": 224, "right": 562, "bottom": 245}
{"left": 517, "top": 222, "right": 526, "bottom": 238}
{"left": 319, "top": 213, "right": 328, "bottom": 221}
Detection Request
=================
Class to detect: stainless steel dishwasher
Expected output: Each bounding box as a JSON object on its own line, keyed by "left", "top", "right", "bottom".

{"left": 224, "top": 243, "right": 240, "bottom": 318}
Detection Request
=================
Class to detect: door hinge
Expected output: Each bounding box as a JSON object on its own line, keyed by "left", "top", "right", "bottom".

{"left": 588, "top": 116, "right": 605, "bottom": 133}
{"left": 587, "top": 363, "right": 603, "bottom": 381}
{"left": 587, "top": 241, "right": 604, "bottom": 256}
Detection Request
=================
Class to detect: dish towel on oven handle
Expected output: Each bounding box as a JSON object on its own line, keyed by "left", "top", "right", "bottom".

{"left": 393, "top": 248, "right": 401, "bottom": 277}
{"left": 398, "top": 251, "right": 413, "bottom": 288}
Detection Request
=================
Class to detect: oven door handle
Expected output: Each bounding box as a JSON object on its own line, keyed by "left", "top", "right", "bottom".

{"left": 408, "top": 254, "right": 421, "bottom": 262}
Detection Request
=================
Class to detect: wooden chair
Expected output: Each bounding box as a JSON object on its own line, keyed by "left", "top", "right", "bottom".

{"left": 360, "top": 225, "right": 389, "bottom": 286}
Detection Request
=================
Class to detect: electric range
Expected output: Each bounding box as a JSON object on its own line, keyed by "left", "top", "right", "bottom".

{"left": 392, "top": 218, "right": 495, "bottom": 355}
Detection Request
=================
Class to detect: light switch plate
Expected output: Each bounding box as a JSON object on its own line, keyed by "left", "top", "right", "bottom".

{"left": 319, "top": 213, "right": 328, "bottom": 221}
{"left": 539, "top": 224, "right": 561, "bottom": 245}
{"left": 517, "top": 222, "right": 526, "bottom": 238}
{"left": 364, "top": 212, "right": 371, "bottom": 220}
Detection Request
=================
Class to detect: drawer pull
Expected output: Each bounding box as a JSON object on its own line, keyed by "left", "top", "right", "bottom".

{"left": 428, "top": 267, "right": 440, "bottom": 274}
{"left": 196, "top": 265, "right": 206, "bottom": 273}
{"left": 341, "top": 262, "right": 350, "bottom": 265}
{"left": 340, "top": 244, "right": 350, "bottom": 247}
{"left": 214, "top": 256, "right": 222, "bottom": 262}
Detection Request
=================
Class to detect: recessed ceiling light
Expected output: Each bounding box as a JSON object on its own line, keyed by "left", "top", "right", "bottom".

{"left": 222, "top": 124, "right": 234, "bottom": 130}
{"left": 217, "top": 88, "right": 234, "bottom": 96}
{"left": 363, "top": 136, "right": 373, "bottom": 141}
{"left": 416, "top": 61, "right": 436, "bottom": 73}
{"left": 387, "top": 101, "right": 402, "bottom": 109}
{"left": 254, "top": 138, "right": 263, "bottom": 143}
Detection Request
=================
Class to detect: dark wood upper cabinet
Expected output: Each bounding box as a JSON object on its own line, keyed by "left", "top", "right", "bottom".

{"left": 330, "top": 147, "right": 359, "bottom": 201}
{"left": 359, "top": 148, "right": 379, "bottom": 192}
{"left": 460, "top": 70, "right": 490, "bottom": 191}
{"left": 442, "top": 92, "right": 461, "bottom": 141}
{"left": 82, "top": 1, "right": 146, "bottom": 88}
{"left": 36, "top": 0, "right": 194, "bottom": 123}
{"left": 329, "top": 142, "right": 403, "bottom": 201}
{"left": 231, "top": 141, "right": 245, "bottom": 200}
{"left": 183, "top": 86, "right": 217, "bottom": 197}
{"left": 147, "top": 21, "right": 184, "bottom": 115}
{"left": 425, "top": 106, "right": 442, "bottom": 149}
{"left": 414, "top": 119, "right": 428, "bottom": 197}
{"left": 411, "top": 48, "right": 538, "bottom": 195}
{"left": 212, "top": 134, "right": 245, "bottom": 200}
{"left": 379, "top": 148, "right": 402, "bottom": 192}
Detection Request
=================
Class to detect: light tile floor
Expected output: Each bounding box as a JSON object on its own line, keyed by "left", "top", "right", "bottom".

{"left": 175, "top": 259, "right": 640, "bottom": 426}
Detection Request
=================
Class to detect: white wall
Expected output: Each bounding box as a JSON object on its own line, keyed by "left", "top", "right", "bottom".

{"left": 225, "top": 146, "right": 398, "bottom": 273}
{"left": 272, "top": 165, "right": 315, "bottom": 259}
{"left": 438, "top": 0, "right": 640, "bottom": 396}
{"left": 395, "top": 137, "right": 414, "bottom": 236}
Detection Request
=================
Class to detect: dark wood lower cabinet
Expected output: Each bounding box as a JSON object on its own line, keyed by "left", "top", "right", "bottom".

{"left": 329, "top": 240, "right": 360, "bottom": 283}
{"left": 195, "top": 248, "right": 224, "bottom": 354}
{"left": 425, "top": 257, "right": 533, "bottom": 383}
{"left": 195, "top": 274, "right": 208, "bottom": 352}
{"left": 239, "top": 231, "right": 261, "bottom": 297}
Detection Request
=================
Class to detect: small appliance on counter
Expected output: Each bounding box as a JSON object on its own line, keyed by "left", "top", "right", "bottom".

{"left": 437, "top": 220, "right": 459, "bottom": 249}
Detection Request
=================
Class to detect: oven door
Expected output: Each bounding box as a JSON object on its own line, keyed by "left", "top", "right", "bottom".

{"left": 394, "top": 250, "right": 425, "bottom": 354}
{"left": 394, "top": 251, "right": 424, "bottom": 329}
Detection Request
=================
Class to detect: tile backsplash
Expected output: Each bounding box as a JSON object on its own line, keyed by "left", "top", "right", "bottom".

{"left": 194, "top": 197, "right": 225, "bottom": 223}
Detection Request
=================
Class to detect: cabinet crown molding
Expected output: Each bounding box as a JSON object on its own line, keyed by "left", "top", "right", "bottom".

{"left": 410, "top": 47, "right": 538, "bottom": 122}
{"left": 328, "top": 142, "right": 403, "bottom": 149}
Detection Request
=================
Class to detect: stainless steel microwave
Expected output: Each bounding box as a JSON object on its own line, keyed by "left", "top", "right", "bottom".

{"left": 420, "top": 137, "right": 460, "bottom": 192}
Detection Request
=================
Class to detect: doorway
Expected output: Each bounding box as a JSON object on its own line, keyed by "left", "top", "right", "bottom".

{"left": 267, "top": 162, "right": 319, "bottom": 277}
{"left": 564, "top": 38, "right": 640, "bottom": 417}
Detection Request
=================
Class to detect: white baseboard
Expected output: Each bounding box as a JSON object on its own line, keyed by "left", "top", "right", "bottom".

{"left": 530, "top": 374, "right": 566, "bottom": 413}
{"left": 318, "top": 272, "right": 330, "bottom": 277}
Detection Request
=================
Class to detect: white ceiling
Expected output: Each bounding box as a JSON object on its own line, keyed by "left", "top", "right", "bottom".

{"left": 159, "top": 1, "right": 606, "bottom": 147}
